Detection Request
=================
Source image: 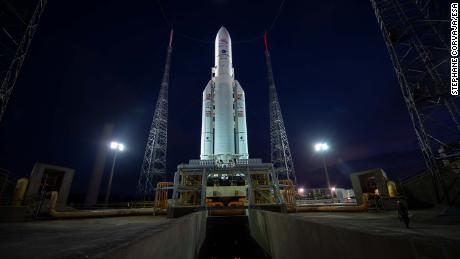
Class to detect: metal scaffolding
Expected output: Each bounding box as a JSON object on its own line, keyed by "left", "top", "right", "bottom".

{"left": 0, "top": 0, "right": 48, "bottom": 123}
{"left": 264, "top": 32, "right": 297, "bottom": 186}
{"left": 170, "top": 159, "right": 284, "bottom": 216}
{"left": 371, "top": 0, "right": 459, "bottom": 204}
{"left": 137, "top": 29, "right": 173, "bottom": 200}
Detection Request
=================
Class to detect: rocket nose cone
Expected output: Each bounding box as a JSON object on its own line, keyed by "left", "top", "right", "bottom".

{"left": 216, "top": 26, "right": 230, "bottom": 39}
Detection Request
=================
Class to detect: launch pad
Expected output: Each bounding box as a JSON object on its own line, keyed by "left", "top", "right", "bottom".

{"left": 168, "top": 159, "right": 288, "bottom": 218}
{"left": 167, "top": 27, "right": 295, "bottom": 218}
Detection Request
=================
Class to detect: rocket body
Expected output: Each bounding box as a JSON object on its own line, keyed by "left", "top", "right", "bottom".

{"left": 200, "top": 27, "right": 249, "bottom": 162}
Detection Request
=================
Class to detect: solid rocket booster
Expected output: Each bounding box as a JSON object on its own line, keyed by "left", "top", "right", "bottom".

{"left": 200, "top": 27, "right": 249, "bottom": 162}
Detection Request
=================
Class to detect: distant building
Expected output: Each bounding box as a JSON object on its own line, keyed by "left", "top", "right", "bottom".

{"left": 26, "top": 163, "right": 74, "bottom": 207}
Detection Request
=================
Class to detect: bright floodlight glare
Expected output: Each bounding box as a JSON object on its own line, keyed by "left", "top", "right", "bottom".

{"left": 314, "top": 142, "right": 329, "bottom": 152}
{"left": 110, "top": 141, "right": 125, "bottom": 151}
{"left": 298, "top": 188, "right": 305, "bottom": 193}
{"left": 118, "top": 144, "right": 125, "bottom": 151}
{"left": 331, "top": 187, "right": 336, "bottom": 192}
{"left": 314, "top": 143, "right": 322, "bottom": 151}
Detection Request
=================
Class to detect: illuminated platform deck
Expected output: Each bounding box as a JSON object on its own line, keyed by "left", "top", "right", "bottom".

{"left": 169, "top": 159, "right": 288, "bottom": 217}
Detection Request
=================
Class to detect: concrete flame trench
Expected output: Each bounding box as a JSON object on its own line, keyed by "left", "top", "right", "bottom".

{"left": 1, "top": 209, "right": 460, "bottom": 258}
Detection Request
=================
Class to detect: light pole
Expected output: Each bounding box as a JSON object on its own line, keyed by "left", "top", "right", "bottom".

{"left": 105, "top": 141, "right": 124, "bottom": 205}
{"left": 331, "top": 186, "right": 336, "bottom": 202}
{"left": 314, "top": 142, "right": 331, "bottom": 197}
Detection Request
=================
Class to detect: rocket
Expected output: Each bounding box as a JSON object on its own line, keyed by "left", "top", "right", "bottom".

{"left": 200, "top": 26, "right": 249, "bottom": 162}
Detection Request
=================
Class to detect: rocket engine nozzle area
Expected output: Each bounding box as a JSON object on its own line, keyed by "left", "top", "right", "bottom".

{"left": 200, "top": 27, "right": 248, "bottom": 163}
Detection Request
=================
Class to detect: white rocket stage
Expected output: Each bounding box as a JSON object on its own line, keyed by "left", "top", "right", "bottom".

{"left": 169, "top": 27, "right": 289, "bottom": 217}
{"left": 200, "top": 26, "right": 249, "bottom": 163}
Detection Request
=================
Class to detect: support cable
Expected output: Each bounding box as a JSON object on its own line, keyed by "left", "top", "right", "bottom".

{"left": 156, "top": 0, "right": 287, "bottom": 45}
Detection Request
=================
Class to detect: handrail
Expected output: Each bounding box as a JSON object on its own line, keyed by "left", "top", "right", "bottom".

{"left": 295, "top": 194, "right": 369, "bottom": 213}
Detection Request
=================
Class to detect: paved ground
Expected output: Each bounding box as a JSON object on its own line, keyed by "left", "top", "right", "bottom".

{"left": 0, "top": 216, "right": 170, "bottom": 259}
{"left": 1, "top": 209, "right": 459, "bottom": 258}
{"left": 292, "top": 209, "right": 460, "bottom": 242}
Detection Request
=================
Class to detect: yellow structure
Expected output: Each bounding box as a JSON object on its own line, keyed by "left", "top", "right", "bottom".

{"left": 12, "top": 178, "right": 28, "bottom": 206}
{"left": 387, "top": 180, "right": 398, "bottom": 198}
{"left": 279, "top": 179, "right": 296, "bottom": 211}
{"left": 154, "top": 182, "right": 173, "bottom": 210}
{"left": 48, "top": 192, "right": 165, "bottom": 218}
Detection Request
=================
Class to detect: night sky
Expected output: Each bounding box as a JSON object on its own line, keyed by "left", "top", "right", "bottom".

{"left": 0, "top": 0, "right": 426, "bottom": 200}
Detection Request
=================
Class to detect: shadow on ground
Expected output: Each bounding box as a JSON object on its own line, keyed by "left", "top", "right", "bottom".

{"left": 198, "top": 216, "right": 270, "bottom": 259}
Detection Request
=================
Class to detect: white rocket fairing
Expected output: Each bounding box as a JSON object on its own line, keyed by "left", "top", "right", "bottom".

{"left": 200, "top": 27, "right": 249, "bottom": 162}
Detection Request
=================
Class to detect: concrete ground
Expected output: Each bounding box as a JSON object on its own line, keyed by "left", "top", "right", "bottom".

{"left": 250, "top": 209, "right": 460, "bottom": 259}
{"left": 292, "top": 209, "right": 460, "bottom": 242}
{"left": 0, "top": 216, "right": 170, "bottom": 259}
{"left": 1, "top": 209, "right": 459, "bottom": 259}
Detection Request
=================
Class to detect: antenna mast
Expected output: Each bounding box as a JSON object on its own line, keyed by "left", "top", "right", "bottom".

{"left": 137, "top": 29, "right": 174, "bottom": 200}
{"left": 264, "top": 32, "right": 297, "bottom": 185}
